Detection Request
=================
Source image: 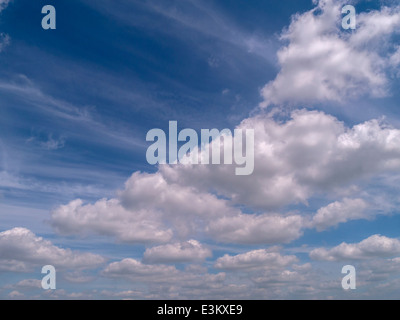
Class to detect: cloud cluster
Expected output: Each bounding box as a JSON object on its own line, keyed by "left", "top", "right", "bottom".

{"left": 51, "top": 172, "right": 239, "bottom": 243}
{"left": 261, "top": 0, "right": 400, "bottom": 106}
{"left": 3, "top": 0, "right": 400, "bottom": 300}
{"left": 162, "top": 109, "right": 400, "bottom": 211}
{"left": 102, "top": 258, "right": 227, "bottom": 293}
{"left": 50, "top": 109, "right": 400, "bottom": 246}
{"left": 143, "top": 240, "right": 212, "bottom": 263}
{"left": 311, "top": 198, "right": 369, "bottom": 231}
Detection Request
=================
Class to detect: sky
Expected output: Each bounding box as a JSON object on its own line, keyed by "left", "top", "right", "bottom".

{"left": 0, "top": 0, "right": 400, "bottom": 300}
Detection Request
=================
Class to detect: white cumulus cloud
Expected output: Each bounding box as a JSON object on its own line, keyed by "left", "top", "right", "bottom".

{"left": 50, "top": 109, "right": 400, "bottom": 246}
{"left": 310, "top": 234, "right": 400, "bottom": 261}
{"left": 143, "top": 240, "right": 212, "bottom": 263}
{"left": 51, "top": 198, "right": 174, "bottom": 244}
{"left": 208, "top": 214, "right": 305, "bottom": 245}
{"left": 162, "top": 109, "right": 400, "bottom": 210}
{"left": 103, "top": 258, "right": 226, "bottom": 290}
{"left": 0, "top": 228, "right": 105, "bottom": 272}
{"left": 51, "top": 172, "right": 238, "bottom": 243}
{"left": 0, "top": 0, "right": 10, "bottom": 13}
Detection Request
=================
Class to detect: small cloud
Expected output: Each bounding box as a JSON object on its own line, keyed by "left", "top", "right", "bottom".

{"left": 14, "top": 279, "right": 42, "bottom": 289}
{"left": 40, "top": 134, "right": 66, "bottom": 150}
{"left": 207, "top": 55, "right": 220, "bottom": 68}
{"left": 0, "top": 227, "right": 106, "bottom": 272}
{"left": 8, "top": 290, "right": 24, "bottom": 299}
{"left": 311, "top": 198, "right": 370, "bottom": 232}
{"left": 390, "top": 47, "right": 400, "bottom": 66}
{"left": 0, "top": 33, "right": 10, "bottom": 52}
{"left": 310, "top": 235, "right": 400, "bottom": 261}
{"left": 27, "top": 133, "right": 66, "bottom": 150}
